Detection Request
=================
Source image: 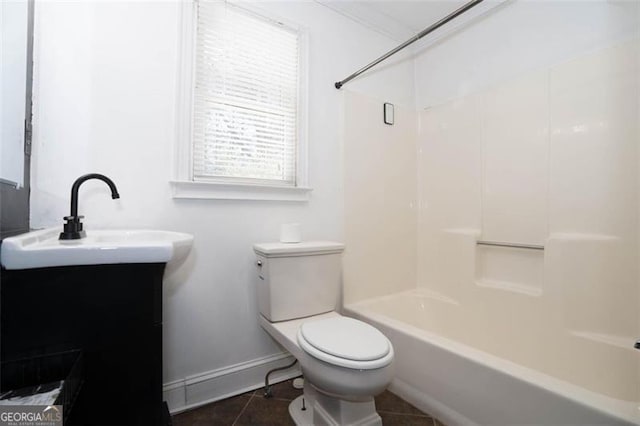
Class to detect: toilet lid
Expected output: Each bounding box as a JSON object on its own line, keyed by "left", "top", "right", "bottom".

{"left": 297, "top": 317, "right": 393, "bottom": 370}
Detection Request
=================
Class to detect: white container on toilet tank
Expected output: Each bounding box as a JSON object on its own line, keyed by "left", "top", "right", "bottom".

{"left": 254, "top": 241, "right": 344, "bottom": 322}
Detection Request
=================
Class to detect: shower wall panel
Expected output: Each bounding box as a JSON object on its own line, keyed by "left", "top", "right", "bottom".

{"left": 547, "top": 40, "right": 639, "bottom": 339}
{"left": 417, "top": 39, "right": 639, "bottom": 347}
{"left": 343, "top": 91, "right": 418, "bottom": 304}
{"left": 481, "top": 72, "right": 548, "bottom": 246}
{"left": 418, "top": 95, "right": 482, "bottom": 301}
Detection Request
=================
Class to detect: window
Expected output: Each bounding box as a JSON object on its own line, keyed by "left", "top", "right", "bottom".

{"left": 173, "top": 1, "right": 310, "bottom": 201}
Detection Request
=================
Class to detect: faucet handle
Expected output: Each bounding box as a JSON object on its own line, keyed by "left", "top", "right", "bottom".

{"left": 60, "top": 215, "right": 86, "bottom": 240}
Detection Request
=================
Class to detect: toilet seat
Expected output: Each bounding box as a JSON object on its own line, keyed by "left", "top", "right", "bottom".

{"left": 297, "top": 317, "right": 394, "bottom": 370}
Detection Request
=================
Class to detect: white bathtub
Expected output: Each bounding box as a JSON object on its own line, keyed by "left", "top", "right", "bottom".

{"left": 344, "top": 289, "right": 639, "bottom": 426}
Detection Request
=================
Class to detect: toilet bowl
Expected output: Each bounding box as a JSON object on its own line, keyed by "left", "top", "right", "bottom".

{"left": 253, "top": 240, "right": 395, "bottom": 425}
{"left": 259, "top": 312, "right": 394, "bottom": 425}
{"left": 296, "top": 315, "right": 394, "bottom": 400}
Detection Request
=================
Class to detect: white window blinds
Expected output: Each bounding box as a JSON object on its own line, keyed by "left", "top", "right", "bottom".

{"left": 193, "top": 1, "right": 300, "bottom": 186}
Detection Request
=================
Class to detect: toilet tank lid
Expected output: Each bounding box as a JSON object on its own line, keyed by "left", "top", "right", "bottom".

{"left": 253, "top": 241, "right": 344, "bottom": 257}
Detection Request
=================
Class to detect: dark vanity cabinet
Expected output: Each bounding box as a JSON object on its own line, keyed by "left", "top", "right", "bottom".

{"left": 1, "top": 263, "right": 168, "bottom": 425}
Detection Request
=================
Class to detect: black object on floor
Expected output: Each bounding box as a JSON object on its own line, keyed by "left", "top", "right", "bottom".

{"left": 0, "top": 349, "right": 83, "bottom": 415}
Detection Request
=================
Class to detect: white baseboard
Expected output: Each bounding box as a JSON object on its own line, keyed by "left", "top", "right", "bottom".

{"left": 164, "top": 352, "right": 302, "bottom": 414}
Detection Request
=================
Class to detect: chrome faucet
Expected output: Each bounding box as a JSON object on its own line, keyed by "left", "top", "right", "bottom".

{"left": 59, "top": 173, "right": 120, "bottom": 240}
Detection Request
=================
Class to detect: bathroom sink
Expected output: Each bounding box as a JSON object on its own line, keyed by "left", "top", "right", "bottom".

{"left": 0, "top": 227, "right": 194, "bottom": 270}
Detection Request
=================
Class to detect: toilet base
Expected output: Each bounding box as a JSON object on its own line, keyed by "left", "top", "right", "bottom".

{"left": 288, "top": 384, "right": 382, "bottom": 426}
{"left": 289, "top": 396, "right": 313, "bottom": 425}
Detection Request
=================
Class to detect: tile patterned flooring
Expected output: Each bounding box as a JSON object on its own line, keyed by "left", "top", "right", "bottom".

{"left": 172, "top": 379, "right": 446, "bottom": 426}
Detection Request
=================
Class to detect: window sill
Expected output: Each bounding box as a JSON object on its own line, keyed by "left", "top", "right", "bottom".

{"left": 170, "top": 180, "right": 312, "bottom": 202}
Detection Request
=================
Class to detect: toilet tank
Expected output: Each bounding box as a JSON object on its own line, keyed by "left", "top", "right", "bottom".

{"left": 254, "top": 241, "right": 345, "bottom": 322}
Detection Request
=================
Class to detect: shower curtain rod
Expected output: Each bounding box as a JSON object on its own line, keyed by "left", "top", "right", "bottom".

{"left": 334, "top": 0, "right": 484, "bottom": 89}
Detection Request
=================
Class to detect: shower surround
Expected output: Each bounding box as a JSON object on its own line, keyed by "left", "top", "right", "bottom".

{"left": 342, "top": 38, "right": 639, "bottom": 425}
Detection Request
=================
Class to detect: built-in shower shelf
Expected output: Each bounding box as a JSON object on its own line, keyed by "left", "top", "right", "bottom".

{"left": 474, "top": 279, "right": 543, "bottom": 297}
{"left": 475, "top": 242, "right": 544, "bottom": 297}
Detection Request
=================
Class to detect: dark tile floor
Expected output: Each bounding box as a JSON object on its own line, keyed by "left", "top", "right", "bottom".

{"left": 172, "top": 378, "right": 446, "bottom": 426}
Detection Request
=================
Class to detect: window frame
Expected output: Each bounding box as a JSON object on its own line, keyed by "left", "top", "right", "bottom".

{"left": 172, "top": 0, "right": 310, "bottom": 201}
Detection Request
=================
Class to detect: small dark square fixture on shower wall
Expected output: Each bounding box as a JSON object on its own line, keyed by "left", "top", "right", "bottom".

{"left": 384, "top": 103, "right": 394, "bottom": 125}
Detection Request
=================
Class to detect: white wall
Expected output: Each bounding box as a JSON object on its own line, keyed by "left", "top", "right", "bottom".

{"left": 29, "top": 0, "right": 414, "bottom": 411}
{"left": 414, "top": 0, "right": 640, "bottom": 109}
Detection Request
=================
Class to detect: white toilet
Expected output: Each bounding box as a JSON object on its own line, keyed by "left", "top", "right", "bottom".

{"left": 254, "top": 241, "right": 394, "bottom": 426}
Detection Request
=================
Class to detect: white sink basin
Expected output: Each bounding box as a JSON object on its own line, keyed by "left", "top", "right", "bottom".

{"left": 1, "top": 227, "right": 194, "bottom": 270}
